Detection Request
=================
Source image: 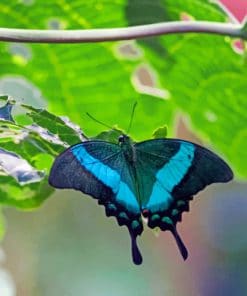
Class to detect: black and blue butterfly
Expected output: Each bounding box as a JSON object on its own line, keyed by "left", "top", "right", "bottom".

{"left": 49, "top": 130, "right": 233, "bottom": 265}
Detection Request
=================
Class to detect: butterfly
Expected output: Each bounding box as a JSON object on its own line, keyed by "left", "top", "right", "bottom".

{"left": 49, "top": 134, "right": 233, "bottom": 265}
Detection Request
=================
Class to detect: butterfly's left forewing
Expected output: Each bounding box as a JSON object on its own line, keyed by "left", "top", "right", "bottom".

{"left": 50, "top": 140, "right": 141, "bottom": 215}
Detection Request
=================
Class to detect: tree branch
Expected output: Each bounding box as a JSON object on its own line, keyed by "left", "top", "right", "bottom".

{"left": 0, "top": 21, "right": 245, "bottom": 43}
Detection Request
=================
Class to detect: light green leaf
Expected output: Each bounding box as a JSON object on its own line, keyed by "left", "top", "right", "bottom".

{"left": 146, "top": 36, "right": 247, "bottom": 178}
{"left": 0, "top": 176, "right": 54, "bottom": 209}
{"left": 125, "top": 1, "right": 247, "bottom": 178}
{"left": 0, "top": 1, "right": 174, "bottom": 141}
{"left": 152, "top": 125, "right": 168, "bottom": 139}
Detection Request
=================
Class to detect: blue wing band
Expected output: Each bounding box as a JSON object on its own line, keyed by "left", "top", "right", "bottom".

{"left": 145, "top": 143, "right": 195, "bottom": 212}
{"left": 71, "top": 145, "right": 140, "bottom": 214}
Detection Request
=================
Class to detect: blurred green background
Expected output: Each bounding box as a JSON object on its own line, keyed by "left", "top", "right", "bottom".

{"left": 0, "top": 1, "right": 246, "bottom": 295}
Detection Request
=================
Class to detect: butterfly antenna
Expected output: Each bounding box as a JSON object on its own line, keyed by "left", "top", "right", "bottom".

{"left": 86, "top": 112, "right": 113, "bottom": 130}
{"left": 127, "top": 101, "right": 137, "bottom": 134}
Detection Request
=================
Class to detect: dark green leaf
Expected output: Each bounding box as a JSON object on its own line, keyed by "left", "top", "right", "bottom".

{"left": 94, "top": 128, "right": 124, "bottom": 144}
{"left": 22, "top": 104, "right": 87, "bottom": 145}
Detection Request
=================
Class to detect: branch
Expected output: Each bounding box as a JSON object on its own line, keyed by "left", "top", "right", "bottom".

{"left": 0, "top": 21, "right": 245, "bottom": 43}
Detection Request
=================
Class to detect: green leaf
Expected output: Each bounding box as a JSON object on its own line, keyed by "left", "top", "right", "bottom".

{"left": 32, "top": 153, "right": 54, "bottom": 171}
{"left": 144, "top": 34, "right": 247, "bottom": 178}
{"left": 126, "top": 0, "right": 225, "bottom": 24}
{"left": 190, "top": 72, "right": 247, "bottom": 177}
{"left": 0, "top": 176, "right": 54, "bottom": 209}
{"left": 94, "top": 128, "right": 124, "bottom": 144}
{"left": 125, "top": 1, "right": 247, "bottom": 178}
{"left": 152, "top": 125, "right": 168, "bottom": 139}
{"left": 0, "top": 1, "right": 176, "bottom": 141}
{"left": 22, "top": 104, "right": 87, "bottom": 145}
{"left": 0, "top": 96, "right": 79, "bottom": 156}
{"left": 0, "top": 97, "right": 72, "bottom": 208}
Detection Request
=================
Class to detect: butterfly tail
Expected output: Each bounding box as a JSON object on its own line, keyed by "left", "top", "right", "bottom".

{"left": 129, "top": 230, "right": 143, "bottom": 265}
{"left": 171, "top": 226, "right": 188, "bottom": 260}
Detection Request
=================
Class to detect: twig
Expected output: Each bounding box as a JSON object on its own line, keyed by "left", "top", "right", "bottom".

{"left": 0, "top": 21, "right": 245, "bottom": 43}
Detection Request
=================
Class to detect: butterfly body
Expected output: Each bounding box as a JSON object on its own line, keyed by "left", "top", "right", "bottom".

{"left": 49, "top": 134, "right": 233, "bottom": 265}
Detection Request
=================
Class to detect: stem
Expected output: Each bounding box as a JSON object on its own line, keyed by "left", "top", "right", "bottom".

{"left": 0, "top": 21, "right": 245, "bottom": 43}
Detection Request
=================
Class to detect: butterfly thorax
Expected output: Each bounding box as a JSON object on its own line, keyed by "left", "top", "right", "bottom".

{"left": 118, "top": 134, "right": 136, "bottom": 164}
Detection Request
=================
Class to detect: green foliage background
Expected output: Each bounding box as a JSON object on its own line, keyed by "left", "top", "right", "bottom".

{"left": 0, "top": 0, "right": 246, "bottom": 227}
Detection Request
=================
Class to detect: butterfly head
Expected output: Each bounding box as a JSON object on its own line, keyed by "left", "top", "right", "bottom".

{"left": 118, "top": 134, "right": 132, "bottom": 146}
